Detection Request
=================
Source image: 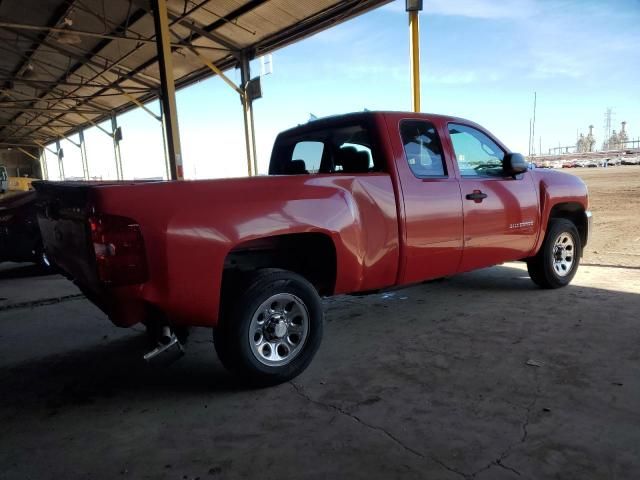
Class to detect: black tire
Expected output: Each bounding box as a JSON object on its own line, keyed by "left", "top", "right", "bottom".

{"left": 214, "top": 269, "right": 324, "bottom": 386}
{"left": 527, "top": 218, "right": 581, "bottom": 289}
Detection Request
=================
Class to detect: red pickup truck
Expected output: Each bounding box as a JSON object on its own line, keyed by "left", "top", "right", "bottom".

{"left": 35, "top": 112, "right": 591, "bottom": 385}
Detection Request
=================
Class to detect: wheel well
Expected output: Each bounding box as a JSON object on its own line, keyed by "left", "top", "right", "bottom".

{"left": 223, "top": 233, "right": 337, "bottom": 296}
{"left": 549, "top": 202, "right": 587, "bottom": 247}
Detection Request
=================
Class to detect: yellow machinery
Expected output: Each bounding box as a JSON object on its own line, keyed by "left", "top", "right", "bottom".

{"left": 8, "top": 176, "right": 35, "bottom": 191}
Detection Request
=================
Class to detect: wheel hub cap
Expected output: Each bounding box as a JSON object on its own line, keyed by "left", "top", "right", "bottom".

{"left": 266, "top": 317, "right": 287, "bottom": 339}
{"left": 552, "top": 232, "right": 575, "bottom": 277}
{"left": 249, "top": 293, "right": 310, "bottom": 367}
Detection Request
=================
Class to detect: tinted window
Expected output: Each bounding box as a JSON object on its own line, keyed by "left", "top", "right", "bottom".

{"left": 292, "top": 141, "right": 323, "bottom": 173}
{"left": 400, "top": 120, "right": 446, "bottom": 177}
{"left": 448, "top": 123, "right": 505, "bottom": 177}
{"left": 270, "top": 123, "right": 381, "bottom": 175}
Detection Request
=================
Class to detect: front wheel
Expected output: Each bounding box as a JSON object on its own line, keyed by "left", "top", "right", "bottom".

{"left": 527, "top": 218, "right": 581, "bottom": 289}
{"left": 214, "top": 269, "right": 324, "bottom": 386}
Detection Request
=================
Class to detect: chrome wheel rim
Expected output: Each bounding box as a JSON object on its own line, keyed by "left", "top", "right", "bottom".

{"left": 552, "top": 232, "right": 575, "bottom": 277}
{"left": 248, "top": 293, "right": 309, "bottom": 367}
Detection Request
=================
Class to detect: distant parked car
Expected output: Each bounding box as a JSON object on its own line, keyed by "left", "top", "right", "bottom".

{"left": 0, "top": 191, "right": 49, "bottom": 267}
{"left": 621, "top": 157, "right": 639, "bottom": 166}
{"left": 0, "top": 166, "right": 8, "bottom": 193}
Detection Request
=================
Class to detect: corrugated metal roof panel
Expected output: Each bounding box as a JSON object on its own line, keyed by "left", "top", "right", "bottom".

{"left": 0, "top": 0, "right": 391, "bottom": 146}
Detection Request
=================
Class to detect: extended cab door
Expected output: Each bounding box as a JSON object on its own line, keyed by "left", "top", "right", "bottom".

{"left": 445, "top": 123, "right": 540, "bottom": 272}
{"left": 386, "top": 117, "right": 464, "bottom": 284}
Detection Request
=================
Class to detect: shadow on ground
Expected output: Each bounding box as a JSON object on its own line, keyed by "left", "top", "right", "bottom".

{"left": 0, "top": 262, "right": 53, "bottom": 280}
{"left": 0, "top": 264, "right": 638, "bottom": 480}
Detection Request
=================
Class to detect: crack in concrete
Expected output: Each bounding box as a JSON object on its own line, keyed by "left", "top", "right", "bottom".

{"left": 495, "top": 459, "right": 522, "bottom": 476}
{"left": 289, "top": 382, "right": 426, "bottom": 459}
{"left": 290, "top": 382, "right": 472, "bottom": 479}
{"left": 0, "top": 294, "right": 85, "bottom": 312}
{"left": 471, "top": 373, "right": 541, "bottom": 478}
{"left": 290, "top": 377, "right": 540, "bottom": 479}
{"left": 428, "top": 456, "right": 470, "bottom": 479}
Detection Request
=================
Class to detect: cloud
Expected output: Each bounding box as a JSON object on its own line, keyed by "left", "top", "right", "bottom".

{"left": 520, "top": 2, "right": 640, "bottom": 80}
{"left": 383, "top": 0, "right": 537, "bottom": 19}
{"left": 426, "top": 70, "right": 500, "bottom": 85}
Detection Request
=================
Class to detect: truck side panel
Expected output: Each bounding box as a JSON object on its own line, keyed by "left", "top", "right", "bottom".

{"left": 92, "top": 174, "right": 399, "bottom": 327}
{"left": 529, "top": 169, "right": 589, "bottom": 256}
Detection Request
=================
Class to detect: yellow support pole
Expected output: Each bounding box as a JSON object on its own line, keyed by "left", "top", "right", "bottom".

{"left": 409, "top": 10, "right": 421, "bottom": 112}
{"left": 152, "top": 0, "right": 184, "bottom": 180}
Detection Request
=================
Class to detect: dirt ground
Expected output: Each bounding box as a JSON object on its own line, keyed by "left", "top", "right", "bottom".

{"left": 1, "top": 167, "right": 639, "bottom": 480}
{"left": 566, "top": 166, "right": 640, "bottom": 267}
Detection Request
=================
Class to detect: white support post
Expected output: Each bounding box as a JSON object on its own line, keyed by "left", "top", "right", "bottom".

{"left": 79, "top": 129, "right": 89, "bottom": 180}
{"left": 240, "top": 52, "right": 258, "bottom": 176}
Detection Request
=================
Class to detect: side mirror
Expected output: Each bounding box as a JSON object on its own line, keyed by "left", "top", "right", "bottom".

{"left": 504, "top": 153, "right": 528, "bottom": 176}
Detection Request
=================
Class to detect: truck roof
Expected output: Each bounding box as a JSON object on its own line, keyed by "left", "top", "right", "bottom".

{"left": 277, "top": 111, "right": 510, "bottom": 153}
{"left": 277, "top": 111, "right": 478, "bottom": 137}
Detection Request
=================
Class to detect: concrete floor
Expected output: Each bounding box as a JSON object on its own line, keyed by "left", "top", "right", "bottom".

{"left": 1, "top": 262, "right": 639, "bottom": 480}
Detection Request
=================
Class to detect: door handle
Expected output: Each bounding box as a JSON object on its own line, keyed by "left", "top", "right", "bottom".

{"left": 466, "top": 190, "right": 488, "bottom": 202}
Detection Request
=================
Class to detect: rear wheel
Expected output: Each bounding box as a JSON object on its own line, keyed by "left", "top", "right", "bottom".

{"left": 214, "top": 269, "right": 323, "bottom": 386}
{"left": 527, "top": 218, "right": 581, "bottom": 289}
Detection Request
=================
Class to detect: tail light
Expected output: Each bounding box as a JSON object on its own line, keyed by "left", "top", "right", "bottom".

{"left": 88, "top": 214, "right": 148, "bottom": 285}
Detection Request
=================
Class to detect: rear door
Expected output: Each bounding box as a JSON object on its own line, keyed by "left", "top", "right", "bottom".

{"left": 387, "top": 117, "right": 464, "bottom": 284}
{"left": 446, "top": 123, "right": 539, "bottom": 272}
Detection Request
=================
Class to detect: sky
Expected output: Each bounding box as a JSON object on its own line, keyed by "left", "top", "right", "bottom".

{"left": 44, "top": 0, "right": 640, "bottom": 180}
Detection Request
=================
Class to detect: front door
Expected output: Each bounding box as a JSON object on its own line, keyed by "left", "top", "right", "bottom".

{"left": 447, "top": 123, "right": 539, "bottom": 272}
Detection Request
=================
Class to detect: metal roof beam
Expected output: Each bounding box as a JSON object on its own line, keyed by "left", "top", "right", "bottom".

{"left": 0, "top": 20, "right": 229, "bottom": 51}
{"left": 5, "top": 1, "right": 77, "bottom": 80}
{"left": 0, "top": 0, "right": 78, "bottom": 139}
{"left": 166, "top": 11, "right": 241, "bottom": 54}
{"left": 253, "top": 0, "right": 392, "bottom": 55}
{"left": 2, "top": 2, "right": 217, "bottom": 142}
{"left": 0, "top": 142, "right": 41, "bottom": 147}
{"left": 0, "top": 122, "right": 72, "bottom": 128}
{"left": 2, "top": 8, "right": 153, "bottom": 140}
{"left": 201, "top": 0, "right": 270, "bottom": 33}
{"left": 0, "top": 105, "right": 106, "bottom": 114}
{"left": 0, "top": 77, "right": 150, "bottom": 90}
{"left": 3, "top": 26, "right": 159, "bottom": 90}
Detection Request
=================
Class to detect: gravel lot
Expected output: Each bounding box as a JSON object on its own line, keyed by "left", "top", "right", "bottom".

{"left": 567, "top": 166, "right": 640, "bottom": 267}
{"left": 1, "top": 167, "right": 639, "bottom": 480}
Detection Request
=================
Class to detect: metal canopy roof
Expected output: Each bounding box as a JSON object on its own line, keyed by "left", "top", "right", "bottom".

{"left": 0, "top": 0, "right": 390, "bottom": 148}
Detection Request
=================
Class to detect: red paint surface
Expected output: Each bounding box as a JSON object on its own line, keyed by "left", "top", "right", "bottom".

{"left": 36, "top": 112, "right": 589, "bottom": 329}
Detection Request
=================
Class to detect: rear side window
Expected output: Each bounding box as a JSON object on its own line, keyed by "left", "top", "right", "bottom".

{"left": 291, "top": 141, "right": 324, "bottom": 173}
{"left": 400, "top": 120, "right": 446, "bottom": 178}
{"left": 270, "top": 122, "right": 381, "bottom": 175}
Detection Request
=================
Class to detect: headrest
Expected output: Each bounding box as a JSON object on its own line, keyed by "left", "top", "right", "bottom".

{"left": 287, "top": 159, "right": 309, "bottom": 174}
{"left": 338, "top": 147, "right": 369, "bottom": 173}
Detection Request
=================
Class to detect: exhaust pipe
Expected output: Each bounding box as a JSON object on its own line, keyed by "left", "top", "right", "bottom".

{"left": 159, "top": 325, "right": 172, "bottom": 345}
